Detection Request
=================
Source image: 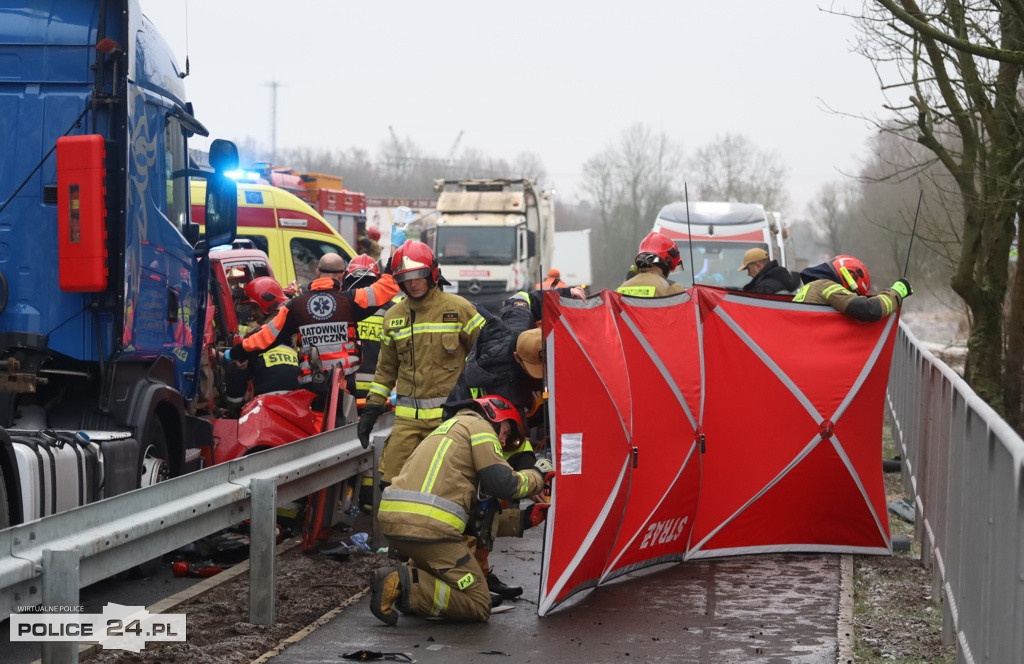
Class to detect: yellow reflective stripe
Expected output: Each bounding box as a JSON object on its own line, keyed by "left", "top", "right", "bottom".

{"left": 617, "top": 285, "right": 656, "bottom": 297}
{"left": 464, "top": 313, "right": 485, "bottom": 334}
{"left": 432, "top": 578, "right": 450, "bottom": 616}
{"left": 368, "top": 382, "right": 391, "bottom": 398}
{"left": 379, "top": 500, "right": 467, "bottom": 531}
{"left": 355, "top": 380, "right": 373, "bottom": 391}
{"left": 793, "top": 285, "right": 809, "bottom": 302}
{"left": 471, "top": 432, "right": 501, "bottom": 455}
{"left": 395, "top": 405, "right": 444, "bottom": 419}
{"left": 390, "top": 322, "right": 463, "bottom": 341}
{"left": 878, "top": 293, "right": 894, "bottom": 315}
{"left": 515, "top": 471, "right": 535, "bottom": 498}
{"left": 421, "top": 437, "right": 452, "bottom": 494}
{"left": 822, "top": 284, "right": 847, "bottom": 299}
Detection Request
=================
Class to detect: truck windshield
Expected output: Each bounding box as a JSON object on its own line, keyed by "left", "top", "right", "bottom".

{"left": 668, "top": 241, "right": 770, "bottom": 289}
{"left": 435, "top": 227, "right": 516, "bottom": 264}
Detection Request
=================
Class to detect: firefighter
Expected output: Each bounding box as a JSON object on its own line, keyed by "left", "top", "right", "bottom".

{"left": 534, "top": 268, "right": 567, "bottom": 290}
{"left": 342, "top": 254, "right": 400, "bottom": 401}
{"left": 224, "top": 252, "right": 399, "bottom": 396}
{"left": 222, "top": 277, "right": 300, "bottom": 405}
{"left": 617, "top": 232, "right": 685, "bottom": 297}
{"left": 738, "top": 247, "right": 801, "bottom": 294}
{"left": 369, "top": 395, "right": 548, "bottom": 624}
{"left": 793, "top": 254, "right": 912, "bottom": 322}
{"left": 357, "top": 227, "right": 382, "bottom": 261}
{"left": 357, "top": 241, "right": 486, "bottom": 483}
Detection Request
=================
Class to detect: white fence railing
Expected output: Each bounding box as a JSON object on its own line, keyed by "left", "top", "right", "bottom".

{"left": 887, "top": 322, "right": 1024, "bottom": 664}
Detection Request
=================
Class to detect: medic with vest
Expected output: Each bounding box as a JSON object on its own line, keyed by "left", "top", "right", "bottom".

{"left": 357, "top": 241, "right": 486, "bottom": 485}
{"left": 793, "top": 254, "right": 912, "bottom": 321}
{"left": 222, "top": 277, "right": 300, "bottom": 405}
{"left": 617, "top": 232, "right": 686, "bottom": 297}
{"left": 224, "top": 251, "right": 400, "bottom": 396}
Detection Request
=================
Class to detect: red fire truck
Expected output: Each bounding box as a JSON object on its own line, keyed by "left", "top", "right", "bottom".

{"left": 249, "top": 163, "right": 368, "bottom": 247}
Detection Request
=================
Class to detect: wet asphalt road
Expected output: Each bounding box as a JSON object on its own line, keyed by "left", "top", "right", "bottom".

{"left": 267, "top": 526, "right": 843, "bottom": 664}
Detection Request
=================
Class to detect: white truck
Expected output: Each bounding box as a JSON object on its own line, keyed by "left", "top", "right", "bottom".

{"left": 552, "top": 229, "right": 593, "bottom": 288}
{"left": 652, "top": 201, "right": 789, "bottom": 289}
{"left": 421, "top": 179, "right": 554, "bottom": 310}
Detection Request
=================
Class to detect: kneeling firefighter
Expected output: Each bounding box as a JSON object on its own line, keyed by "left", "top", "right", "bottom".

{"left": 370, "top": 395, "right": 549, "bottom": 624}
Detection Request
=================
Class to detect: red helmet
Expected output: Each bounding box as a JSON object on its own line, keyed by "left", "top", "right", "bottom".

{"left": 243, "top": 277, "right": 287, "bottom": 315}
{"left": 832, "top": 255, "right": 871, "bottom": 295}
{"left": 344, "top": 253, "right": 380, "bottom": 281}
{"left": 367, "top": 227, "right": 381, "bottom": 242}
{"left": 636, "top": 232, "right": 682, "bottom": 272}
{"left": 392, "top": 240, "right": 439, "bottom": 285}
{"left": 473, "top": 395, "right": 526, "bottom": 446}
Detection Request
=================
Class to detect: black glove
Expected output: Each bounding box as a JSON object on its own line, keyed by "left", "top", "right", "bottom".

{"left": 357, "top": 404, "right": 385, "bottom": 449}
{"left": 892, "top": 278, "right": 913, "bottom": 299}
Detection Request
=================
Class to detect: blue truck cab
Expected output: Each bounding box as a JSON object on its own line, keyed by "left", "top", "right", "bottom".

{"left": 0, "top": 0, "right": 237, "bottom": 526}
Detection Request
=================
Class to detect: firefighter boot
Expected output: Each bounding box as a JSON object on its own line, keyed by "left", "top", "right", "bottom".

{"left": 487, "top": 572, "right": 523, "bottom": 599}
{"left": 370, "top": 566, "right": 410, "bottom": 625}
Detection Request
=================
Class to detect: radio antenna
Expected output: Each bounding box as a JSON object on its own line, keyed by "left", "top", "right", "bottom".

{"left": 902, "top": 190, "right": 923, "bottom": 278}
{"left": 684, "top": 183, "right": 695, "bottom": 288}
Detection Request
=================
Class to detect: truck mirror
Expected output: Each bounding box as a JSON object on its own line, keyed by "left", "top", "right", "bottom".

{"left": 208, "top": 139, "right": 239, "bottom": 173}
{"left": 204, "top": 174, "right": 237, "bottom": 248}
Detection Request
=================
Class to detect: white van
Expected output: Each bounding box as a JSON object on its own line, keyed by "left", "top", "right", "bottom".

{"left": 652, "top": 201, "right": 787, "bottom": 289}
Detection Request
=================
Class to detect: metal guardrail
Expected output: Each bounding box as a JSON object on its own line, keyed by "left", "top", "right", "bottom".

{"left": 887, "top": 321, "right": 1024, "bottom": 664}
{"left": 0, "top": 414, "right": 392, "bottom": 651}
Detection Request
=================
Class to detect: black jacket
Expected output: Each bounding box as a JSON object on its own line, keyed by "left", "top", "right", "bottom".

{"left": 743, "top": 260, "right": 801, "bottom": 294}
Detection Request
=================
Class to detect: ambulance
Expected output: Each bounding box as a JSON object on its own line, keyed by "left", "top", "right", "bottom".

{"left": 652, "top": 201, "right": 788, "bottom": 289}
{"left": 192, "top": 181, "right": 356, "bottom": 289}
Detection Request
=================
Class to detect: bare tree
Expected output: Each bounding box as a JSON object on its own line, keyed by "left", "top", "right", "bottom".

{"left": 692, "top": 134, "right": 790, "bottom": 211}
{"left": 807, "top": 181, "right": 854, "bottom": 257}
{"left": 581, "top": 123, "right": 685, "bottom": 289}
{"left": 853, "top": 0, "right": 1024, "bottom": 431}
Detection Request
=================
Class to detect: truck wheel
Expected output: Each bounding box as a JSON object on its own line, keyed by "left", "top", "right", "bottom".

{"left": 140, "top": 417, "right": 170, "bottom": 488}
{"left": 133, "top": 418, "right": 170, "bottom": 577}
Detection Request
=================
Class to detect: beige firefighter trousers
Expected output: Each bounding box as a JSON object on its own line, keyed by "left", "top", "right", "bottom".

{"left": 377, "top": 416, "right": 442, "bottom": 484}
{"left": 392, "top": 537, "right": 490, "bottom": 622}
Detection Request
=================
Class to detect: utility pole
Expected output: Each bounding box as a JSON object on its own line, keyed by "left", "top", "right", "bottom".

{"left": 264, "top": 80, "right": 282, "bottom": 161}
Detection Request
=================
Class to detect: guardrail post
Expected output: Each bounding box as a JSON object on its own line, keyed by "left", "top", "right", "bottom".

{"left": 249, "top": 478, "right": 277, "bottom": 626}
{"left": 41, "top": 549, "right": 80, "bottom": 664}
{"left": 371, "top": 434, "right": 384, "bottom": 550}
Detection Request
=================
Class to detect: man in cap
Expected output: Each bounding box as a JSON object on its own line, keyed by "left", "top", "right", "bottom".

{"left": 738, "top": 248, "right": 801, "bottom": 295}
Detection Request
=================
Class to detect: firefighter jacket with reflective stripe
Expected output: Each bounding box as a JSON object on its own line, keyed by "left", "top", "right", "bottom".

{"left": 225, "top": 345, "right": 300, "bottom": 401}
{"left": 378, "top": 409, "right": 545, "bottom": 542}
{"left": 616, "top": 267, "right": 685, "bottom": 297}
{"left": 792, "top": 279, "right": 902, "bottom": 323}
{"left": 366, "top": 287, "right": 485, "bottom": 419}
{"left": 231, "top": 274, "right": 399, "bottom": 384}
{"left": 353, "top": 297, "right": 398, "bottom": 395}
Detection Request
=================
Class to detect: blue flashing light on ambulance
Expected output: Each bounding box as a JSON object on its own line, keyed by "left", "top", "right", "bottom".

{"left": 0, "top": 0, "right": 237, "bottom": 530}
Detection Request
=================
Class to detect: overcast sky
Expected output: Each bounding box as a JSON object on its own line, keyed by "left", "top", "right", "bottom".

{"left": 141, "top": 1, "right": 885, "bottom": 218}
